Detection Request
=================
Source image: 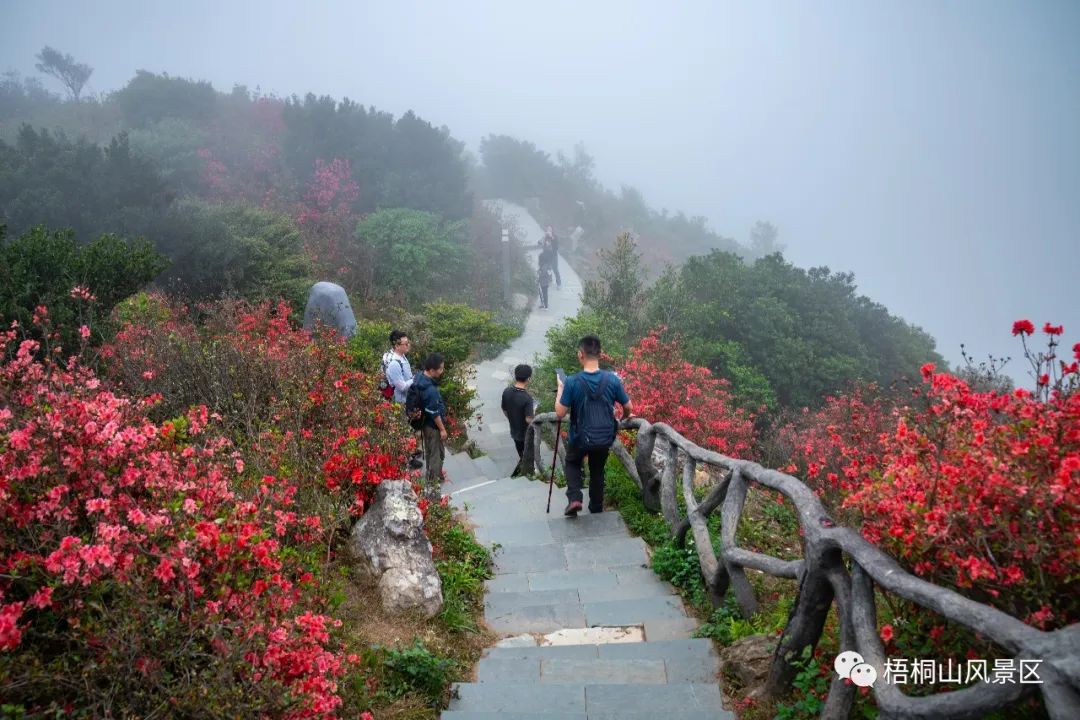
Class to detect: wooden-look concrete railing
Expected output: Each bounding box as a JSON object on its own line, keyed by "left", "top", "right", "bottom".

{"left": 521, "top": 414, "right": 1080, "bottom": 720}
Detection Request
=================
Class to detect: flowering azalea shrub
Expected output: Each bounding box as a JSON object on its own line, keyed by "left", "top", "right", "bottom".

{"left": 778, "top": 323, "right": 1079, "bottom": 628}
{"left": 0, "top": 328, "right": 356, "bottom": 717}
{"left": 617, "top": 329, "right": 755, "bottom": 458}
{"left": 103, "top": 295, "right": 416, "bottom": 529}
{"left": 771, "top": 384, "right": 893, "bottom": 518}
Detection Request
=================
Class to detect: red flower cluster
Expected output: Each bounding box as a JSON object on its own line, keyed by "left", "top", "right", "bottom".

{"left": 0, "top": 333, "right": 352, "bottom": 715}
{"left": 617, "top": 329, "right": 755, "bottom": 458}
{"left": 782, "top": 324, "right": 1080, "bottom": 628}
{"left": 3, "top": 300, "right": 415, "bottom": 715}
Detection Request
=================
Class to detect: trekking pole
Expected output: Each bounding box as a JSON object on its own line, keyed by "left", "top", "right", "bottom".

{"left": 545, "top": 418, "right": 563, "bottom": 514}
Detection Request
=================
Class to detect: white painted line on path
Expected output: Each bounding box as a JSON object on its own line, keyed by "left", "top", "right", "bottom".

{"left": 450, "top": 479, "right": 498, "bottom": 497}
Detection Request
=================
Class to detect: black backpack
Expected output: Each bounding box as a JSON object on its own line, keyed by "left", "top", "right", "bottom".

{"left": 575, "top": 372, "right": 618, "bottom": 450}
{"left": 405, "top": 382, "right": 425, "bottom": 430}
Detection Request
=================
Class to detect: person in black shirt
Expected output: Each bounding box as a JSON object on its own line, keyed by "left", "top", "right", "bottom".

{"left": 501, "top": 364, "right": 536, "bottom": 476}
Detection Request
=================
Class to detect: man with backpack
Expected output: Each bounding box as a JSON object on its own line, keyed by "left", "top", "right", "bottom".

{"left": 382, "top": 330, "right": 423, "bottom": 469}
{"left": 406, "top": 352, "right": 448, "bottom": 498}
{"left": 554, "top": 335, "right": 633, "bottom": 516}
{"left": 380, "top": 330, "right": 414, "bottom": 403}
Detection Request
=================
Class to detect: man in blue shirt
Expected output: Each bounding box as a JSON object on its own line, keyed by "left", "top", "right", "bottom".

{"left": 554, "top": 335, "right": 634, "bottom": 516}
{"left": 413, "top": 352, "right": 448, "bottom": 498}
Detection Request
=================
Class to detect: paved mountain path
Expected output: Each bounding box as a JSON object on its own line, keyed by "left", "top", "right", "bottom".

{"left": 437, "top": 201, "right": 733, "bottom": 719}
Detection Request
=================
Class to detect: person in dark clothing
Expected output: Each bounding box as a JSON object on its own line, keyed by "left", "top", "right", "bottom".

{"left": 545, "top": 226, "right": 562, "bottom": 289}
{"left": 501, "top": 364, "right": 536, "bottom": 476}
{"left": 554, "top": 335, "right": 633, "bottom": 516}
{"left": 538, "top": 264, "right": 552, "bottom": 309}
{"left": 414, "top": 352, "right": 448, "bottom": 498}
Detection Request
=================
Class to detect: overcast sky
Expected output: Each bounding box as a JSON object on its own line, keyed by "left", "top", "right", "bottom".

{"left": 3, "top": 0, "right": 1078, "bottom": 373}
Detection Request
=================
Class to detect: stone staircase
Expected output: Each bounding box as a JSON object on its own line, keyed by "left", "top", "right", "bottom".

{"left": 439, "top": 452, "right": 733, "bottom": 719}
{"left": 437, "top": 200, "right": 731, "bottom": 718}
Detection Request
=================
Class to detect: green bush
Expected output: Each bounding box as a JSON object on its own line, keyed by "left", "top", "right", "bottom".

{"left": 0, "top": 225, "right": 166, "bottom": 353}
{"left": 357, "top": 208, "right": 471, "bottom": 305}
{"left": 152, "top": 199, "right": 314, "bottom": 307}
{"left": 380, "top": 640, "right": 458, "bottom": 707}
{"left": 112, "top": 70, "right": 217, "bottom": 129}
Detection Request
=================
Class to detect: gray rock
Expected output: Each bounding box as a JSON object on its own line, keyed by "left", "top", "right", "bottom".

{"left": 719, "top": 634, "right": 775, "bottom": 697}
{"left": 512, "top": 293, "right": 530, "bottom": 311}
{"left": 349, "top": 480, "right": 443, "bottom": 617}
{"left": 303, "top": 281, "right": 357, "bottom": 338}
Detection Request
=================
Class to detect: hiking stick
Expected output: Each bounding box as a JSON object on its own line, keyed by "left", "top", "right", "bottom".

{"left": 545, "top": 418, "right": 563, "bottom": 513}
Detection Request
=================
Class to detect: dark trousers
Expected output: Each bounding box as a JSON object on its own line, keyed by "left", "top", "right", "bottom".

{"left": 511, "top": 438, "right": 525, "bottom": 475}
{"left": 539, "top": 282, "right": 550, "bottom": 308}
{"left": 551, "top": 252, "right": 561, "bottom": 287}
{"left": 421, "top": 424, "right": 444, "bottom": 498}
{"left": 564, "top": 442, "right": 610, "bottom": 512}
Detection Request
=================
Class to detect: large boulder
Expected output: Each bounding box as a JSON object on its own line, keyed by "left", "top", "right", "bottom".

{"left": 303, "top": 281, "right": 357, "bottom": 338}
{"left": 349, "top": 480, "right": 443, "bottom": 618}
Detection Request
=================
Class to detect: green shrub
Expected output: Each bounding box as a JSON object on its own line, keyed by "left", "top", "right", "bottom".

{"left": 0, "top": 225, "right": 166, "bottom": 354}
{"left": 380, "top": 640, "right": 458, "bottom": 706}
{"left": 152, "top": 199, "right": 313, "bottom": 307}
{"left": 358, "top": 208, "right": 471, "bottom": 305}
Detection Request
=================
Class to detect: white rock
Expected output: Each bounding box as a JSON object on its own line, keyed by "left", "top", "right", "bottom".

{"left": 349, "top": 481, "right": 443, "bottom": 618}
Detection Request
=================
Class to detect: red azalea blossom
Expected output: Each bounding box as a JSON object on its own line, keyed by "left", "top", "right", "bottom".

{"left": 880, "top": 624, "right": 894, "bottom": 643}
{"left": 1012, "top": 320, "right": 1035, "bottom": 336}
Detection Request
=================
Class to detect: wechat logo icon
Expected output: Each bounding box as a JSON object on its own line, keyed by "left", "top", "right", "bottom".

{"left": 834, "top": 651, "right": 877, "bottom": 688}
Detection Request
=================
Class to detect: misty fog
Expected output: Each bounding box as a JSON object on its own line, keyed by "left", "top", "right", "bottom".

{"left": 2, "top": 0, "right": 1078, "bottom": 372}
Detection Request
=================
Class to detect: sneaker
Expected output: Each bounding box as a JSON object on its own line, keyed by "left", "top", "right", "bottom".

{"left": 564, "top": 500, "right": 583, "bottom": 517}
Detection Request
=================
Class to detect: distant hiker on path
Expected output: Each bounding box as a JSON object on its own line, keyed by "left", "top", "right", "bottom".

{"left": 554, "top": 335, "right": 633, "bottom": 516}
{"left": 544, "top": 226, "right": 562, "bottom": 289}
{"left": 411, "top": 352, "right": 448, "bottom": 497}
{"left": 501, "top": 364, "right": 536, "bottom": 476}
{"left": 538, "top": 263, "right": 552, "bottom": 309}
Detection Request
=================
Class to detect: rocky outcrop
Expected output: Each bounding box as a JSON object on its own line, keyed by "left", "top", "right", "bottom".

{"left": 349, "top": 480, "right": 442, "bottom": 618}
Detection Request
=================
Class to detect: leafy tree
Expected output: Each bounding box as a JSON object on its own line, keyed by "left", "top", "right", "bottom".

{"left": 152, "top": 200, "right": 313, "bottom": 307}
{"left": 112, "top": 71, "right": 217, "bottom": 129}
{"left": 126, "top": 118, "right": 208, "bottom": 193}
{"left": 281, "top": 96, "right": 470, "bottom": 219}
{"left": 643, "top": 250, "right": 942, "bottom": 409}
{"left": 0, "top": 225, "right": 166, "bottom": 352}
{"left": 748, "top": 220, "right": 784, "bottom": 258}
{"left": 581, "top": 231, "right": 648, "bottom": 336}
{"left": 356, "top": 208, "right": 470, "bottom": 305}
{"left": 34, "top": 46, "right": 92, "bottom": 101}
{"left": 0, "top": 126, "right": 172, "bottom": 241}
{"left": 0, "top": 71, "right": 59, "bottom": 122}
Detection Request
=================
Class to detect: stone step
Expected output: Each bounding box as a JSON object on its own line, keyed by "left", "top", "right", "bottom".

{"left": 484, "top": 568, "right": 675, "bottom": 601}
{"left": 442, "top": 714, "right": 726, "bottom": 720}
{"left": 475, "top": 511, "right": 629, "bottom": 547}
{"left": 471, "top": 455, "right": 502, "bottom": 480}
{"left": 450, "top": 477, "right": 545, "bottom": 500}
{"left": 443, "top": 453, "right": 485, "bottom": 484}
{"left": 448, "top": 683, "right": 731, "bottom": 716}
{"left": 482, "top": 593, "right": 692, "bottom": 637}
{"left": 486, "top": 637, "right": 717, "bottom": 662}
{"left": 477, "top": 657, "right": 668, "bottom": 684}
{"left": 441, "top": 713, "right": 585, "bottom": 720}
